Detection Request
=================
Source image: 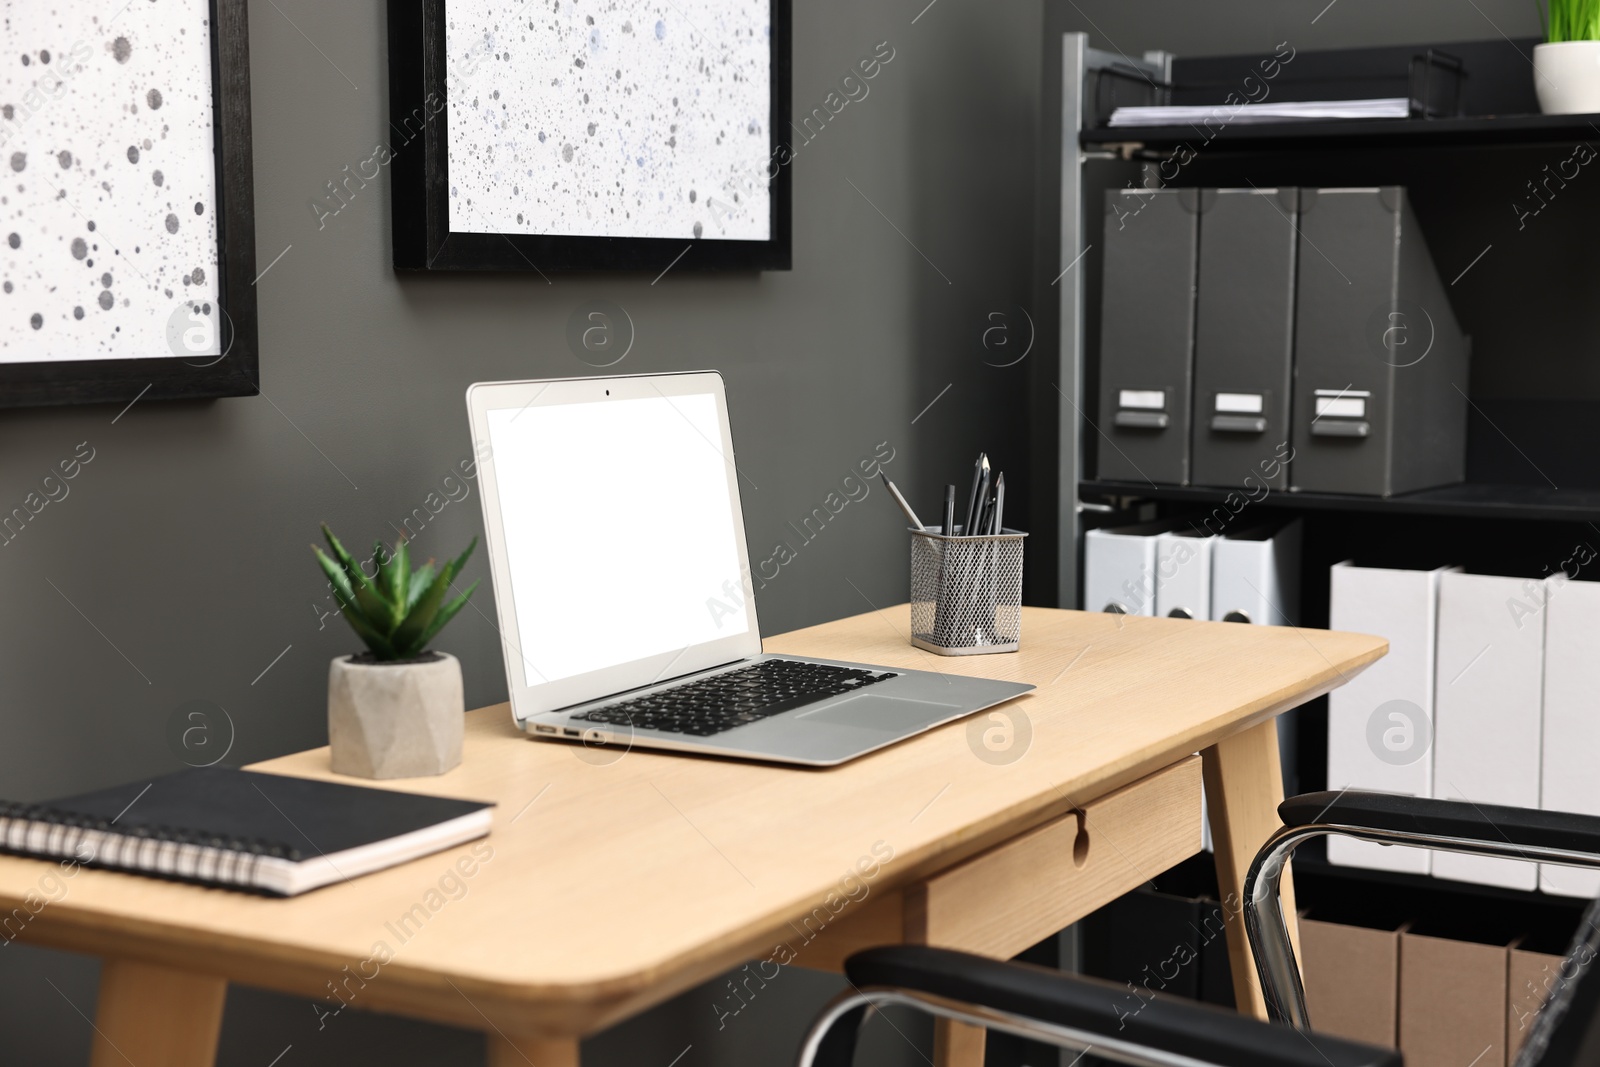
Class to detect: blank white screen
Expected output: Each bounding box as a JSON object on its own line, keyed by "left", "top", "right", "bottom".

{"left": 486, "top": 393, "right": 750, "bottom": 687}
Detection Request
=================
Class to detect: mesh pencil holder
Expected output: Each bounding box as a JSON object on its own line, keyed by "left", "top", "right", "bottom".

{"left": 909, "top": 527, "right": 1027, "bottom": 655}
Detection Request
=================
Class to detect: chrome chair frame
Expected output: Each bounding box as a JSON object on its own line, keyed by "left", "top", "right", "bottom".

{"left": 1246, "top": 816, "right": 1600, "bottom": 1030}
{"left": 796, "top": 987, "right": 1221, "bottom": 1067}
{"left": 794, "top": 941, "right": 1398, "bottom": 1067}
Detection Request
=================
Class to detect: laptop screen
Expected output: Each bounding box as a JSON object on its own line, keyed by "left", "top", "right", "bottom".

{"left": 484, "top": 391, "right": 752, "bottom": 688}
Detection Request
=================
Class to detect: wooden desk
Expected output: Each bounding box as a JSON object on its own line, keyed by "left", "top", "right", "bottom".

{"left": 0, "top": 607, "right": 1383, "bottom": 1067}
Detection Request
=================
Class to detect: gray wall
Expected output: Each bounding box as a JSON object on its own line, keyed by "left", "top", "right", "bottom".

{"left": 0, "top": 0, "right": 1040, "bottom": 1063}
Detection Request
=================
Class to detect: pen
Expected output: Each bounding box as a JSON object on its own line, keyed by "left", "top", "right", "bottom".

{"left": 990, "top": 473, "right": 1005, "bottom": 534}
{"left": 973, "top": 487, "right": 992, "bottom": 538}
{"left": 962, "top": 453, "right": 988, "bottom": 536}
{"left": 960, "top": 454, "right": 985, "bottom": 537}
{"left": 879, "top": 473, "right": 926, "bottom": 530}
{"left": 942, "top": 485, "right": 956, "bottom": 537}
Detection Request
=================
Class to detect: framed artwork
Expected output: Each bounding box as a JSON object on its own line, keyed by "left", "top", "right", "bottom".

{"left": 0, "top": 0, "right": 257, "bottom": 409}
{"left": 388, "top": 0, "right": 791, "bottom": 273}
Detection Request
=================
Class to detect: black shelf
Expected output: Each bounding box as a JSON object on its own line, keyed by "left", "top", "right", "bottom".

{"left": 1080, "top": 36, "right": 1578, "bottom": 154}
{"left": 1080, "top": 480, "right": 1600, "bottom": 523}
{"left": 1082, "top": 111, "right": 1600, "bottom": 153}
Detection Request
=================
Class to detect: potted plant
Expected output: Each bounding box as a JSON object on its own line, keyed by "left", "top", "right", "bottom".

{"left": 312, "top": 525, "right": 480, "bottom": 779}
{"left": 1536, "top": 0, "right": 1600, "bottom": 114}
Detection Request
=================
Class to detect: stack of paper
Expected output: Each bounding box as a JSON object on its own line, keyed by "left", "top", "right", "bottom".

{"left": 1107, "top": 97, "right": 1410, "bottom": 127}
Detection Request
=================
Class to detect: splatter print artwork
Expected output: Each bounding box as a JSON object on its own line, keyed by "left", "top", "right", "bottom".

{"left": 446, "top": 0, "right": 773, "bottom": 241}
{"left": 0, "top": 2, "right": 220, "bottom": 364}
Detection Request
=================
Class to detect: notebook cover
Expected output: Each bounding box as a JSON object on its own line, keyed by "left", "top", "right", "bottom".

{"left": 21, "top": 767, "right": 492, "bottom": 862}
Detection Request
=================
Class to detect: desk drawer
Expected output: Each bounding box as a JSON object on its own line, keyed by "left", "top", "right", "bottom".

{"left": 906, "top": 755, "right": 1203, "bottom": 959}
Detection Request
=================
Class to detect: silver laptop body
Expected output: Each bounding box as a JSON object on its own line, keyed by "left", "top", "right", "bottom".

{"left": 466, "top": 371, "right": 1033, "bottom": 767}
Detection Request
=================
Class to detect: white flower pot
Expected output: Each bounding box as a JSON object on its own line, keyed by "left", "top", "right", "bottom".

{"left": 328, "top": 652, "right": 464, "bottom": 779}
{"left": 1534, "top": 41, "right": 1600, "bottom": 114}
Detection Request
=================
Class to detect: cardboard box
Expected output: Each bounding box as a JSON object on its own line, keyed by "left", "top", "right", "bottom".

{"left": 1299, "top": 914, "right": 1402, "bottom": 1048}
{"left": 1400, "top": 930, "right": 1509, "bottom": 1067}
{"left": 1507, "top": 946, "right": 1565, "bottom": 1061}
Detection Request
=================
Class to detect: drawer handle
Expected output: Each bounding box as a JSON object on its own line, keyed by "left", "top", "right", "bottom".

{"left": 1311, "top": 420, "right": 1369, "bottom": 438}
{"left": 1211, "top": 414, "right": 1267, "bottom": 433}
{"left": 1072, "top": 810, "right": 1090, "bottom": 868}
{"left": 1114, "top": 411, "right": 1169, "bottom": 430}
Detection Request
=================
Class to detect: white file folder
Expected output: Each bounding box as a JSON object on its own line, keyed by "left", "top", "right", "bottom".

{"left": 1083, "top": 519, "right": 1173, "bottom": 616}
{"left": 1210, "top": 519, "right": 1303, "bottom": 627}
{"left": 1325, "top": 561, "right": 1452, "bottom": 875}
{"left": 1432, "top": 570, "right": 1544, "bottom": 891}
{"left": 1206, "top": 518, "right": 1304, "bottom": 843}
{"left": 1153, "top": 528, "right": 1215, "bottom": 849}
{"left": 1541, "top": 574, "right": 1600, "bottom": 897}
{"left": 1155, "top": 532, "right": 1215, "bottom": 620}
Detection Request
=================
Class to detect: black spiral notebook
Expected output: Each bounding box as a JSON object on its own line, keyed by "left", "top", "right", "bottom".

{"left": 0, "top": 767, "right": 494, "bottom": 896}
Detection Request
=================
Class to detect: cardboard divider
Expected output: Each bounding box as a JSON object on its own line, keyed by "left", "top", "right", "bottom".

{"left": 1507, "top": 923, "right": 1573, "bottom": 1062}
{"left": 1298, "top": 901, "right": 1407, "bottom": 1049}
{"left": 1400, "top": 925, "right": 1512, "bottom": 1067}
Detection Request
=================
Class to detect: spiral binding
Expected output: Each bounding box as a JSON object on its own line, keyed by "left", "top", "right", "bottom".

{"left": 0, "top": 799, "right": 297, "bottom": 891}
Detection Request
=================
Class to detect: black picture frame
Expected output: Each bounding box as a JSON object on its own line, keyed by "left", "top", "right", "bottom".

{"left": 387, "top": 0, "right": 792, "bottom": 274}
{"left": 0, "top": 0, "right": 258, "bottom": 410}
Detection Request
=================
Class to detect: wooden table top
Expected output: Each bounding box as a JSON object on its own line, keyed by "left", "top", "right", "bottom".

{"left": 0, "top": 607, "right": 1384, "bottom": 1036}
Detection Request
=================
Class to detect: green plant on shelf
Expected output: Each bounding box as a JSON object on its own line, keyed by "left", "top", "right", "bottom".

{"left": 312, "top": 523, "right": 479, "bottom": 661}
{"left": 1545, "top": 0, "right": 1600, "bottom": 41}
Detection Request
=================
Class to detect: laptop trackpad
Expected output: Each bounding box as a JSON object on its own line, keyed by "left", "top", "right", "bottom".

{"left": 797, "top": 693, "right": 964, "bottom": 734}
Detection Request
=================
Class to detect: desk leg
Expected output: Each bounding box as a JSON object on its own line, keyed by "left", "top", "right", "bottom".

{"left": 933, "top": 1019, "right": 986, "bottom": 1067}
{"left": 908, "top": 885, "right": 986, "bottom": 1067}
{"left": 1203, "top": 717, "right": 1299, "bottom": 1021}
{"left": 487, "top": 1034, "right": 580, "bottom": 1067}
{"left": 91, "top": 959, "right": 226, "bottom": 1067}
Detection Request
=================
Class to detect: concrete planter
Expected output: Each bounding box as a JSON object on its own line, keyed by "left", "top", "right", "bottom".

{"left": 1535, "top": 41, "right": 1600, "bottom": 114}
{"left": 328, "top": 652, "right": 464, "bottom": 779}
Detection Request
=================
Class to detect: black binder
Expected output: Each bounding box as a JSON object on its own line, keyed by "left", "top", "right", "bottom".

{"left": 1290, "top": 187, "right": 1470, "bottom": 496}
{"left": 1191, "top": 188, "right": 1300, "bottom": 490}
{"left": 1096, "top": 187, "right": 1200, "bottom": 485}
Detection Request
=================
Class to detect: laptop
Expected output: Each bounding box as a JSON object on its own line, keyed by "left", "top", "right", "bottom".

{"left": 465, "top": 371, "right": 1034, "bottom": 767}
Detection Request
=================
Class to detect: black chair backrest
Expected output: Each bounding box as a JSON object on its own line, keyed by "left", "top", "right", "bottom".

{"left": 1516, "top": 895, "right": 1600, "bottom": 1067}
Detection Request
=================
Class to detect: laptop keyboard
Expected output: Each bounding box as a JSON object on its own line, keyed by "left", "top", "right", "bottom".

{"left": 570, "top": 659, "right": 897, "bottom": 737}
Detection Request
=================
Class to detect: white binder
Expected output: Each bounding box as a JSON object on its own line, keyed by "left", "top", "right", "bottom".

{"left": 1210, "top": 519, "right": 1303, "bottom": 627}
{"left": 1432, "top": 570, "right": 1544, "bottom": 890}
{"left": 1083, "top": 519, "right": 1173, "bottom": 616}
{"left": 1206, "top": 518, "right": 1304, "bottom": 841}
{"left": 1325, "top": 561, "right": 1452, "bottom": 875}
{"left": 1154, "top": 532, "right": 1215, "bottom": 620}
{"left": 1541, "top": 574, "right": 1600, "bottom": 897}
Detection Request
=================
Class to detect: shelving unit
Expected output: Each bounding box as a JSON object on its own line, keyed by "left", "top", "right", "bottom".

{"left": 1052, "top": 33, "right": 1600, "bottom": 923}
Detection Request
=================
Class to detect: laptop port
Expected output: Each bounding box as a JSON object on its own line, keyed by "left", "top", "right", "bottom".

{"left": 563, "top": 728, "right": 582, "bottom": 738}
{"left": 534, "top": 724, "right": 559, "bottom": 735}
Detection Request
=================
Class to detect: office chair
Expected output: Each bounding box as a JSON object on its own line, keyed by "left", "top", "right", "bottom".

{"left": 1246, "top": 791, "right": 1600, "bottom": 1052}
{"left": 796, "top": 790, "right": 1600, "bottom": 1067}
